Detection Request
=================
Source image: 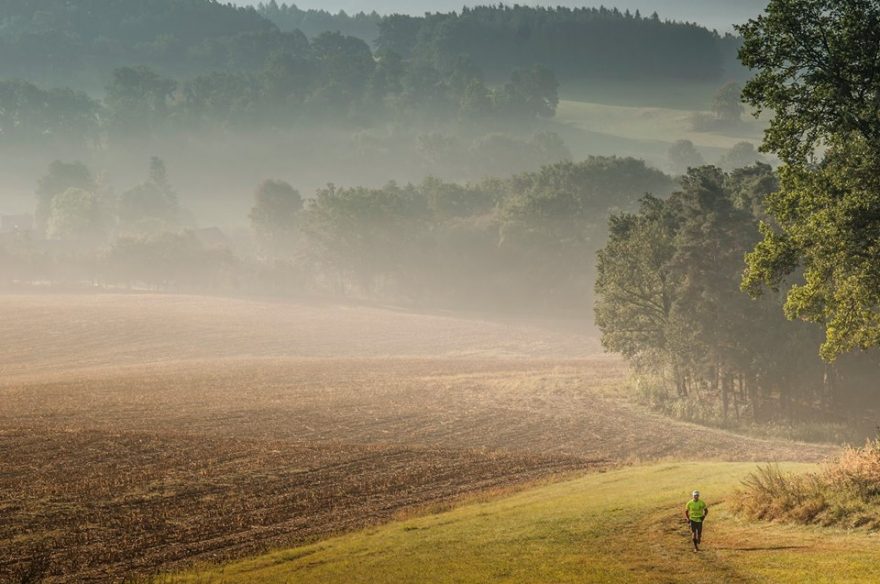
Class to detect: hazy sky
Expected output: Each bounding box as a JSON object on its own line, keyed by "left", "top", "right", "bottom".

{"left": 236, "top": 1, "right": 768, "bottom": 32}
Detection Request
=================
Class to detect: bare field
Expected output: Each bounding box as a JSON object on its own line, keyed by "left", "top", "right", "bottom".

{"left": 0, "top": 294, "right": 597, "bottom": 376}
{"left": 0, "top": 294, "right": 835, "bottom": 583}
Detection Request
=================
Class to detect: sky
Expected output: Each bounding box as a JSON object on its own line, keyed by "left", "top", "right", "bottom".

{"left": 235, "top": 1, "right": 769, "bottom": 33}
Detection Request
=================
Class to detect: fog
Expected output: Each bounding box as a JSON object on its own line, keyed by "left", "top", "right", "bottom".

{"left": 4, "top": 1, "right": 880, "bottom": 580}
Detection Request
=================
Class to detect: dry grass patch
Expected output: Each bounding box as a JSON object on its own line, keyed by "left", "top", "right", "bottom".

{"left": 733, "top": 439, "right": 880, "bottom": 529}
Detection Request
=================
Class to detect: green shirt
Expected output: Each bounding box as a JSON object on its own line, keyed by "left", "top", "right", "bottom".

{"left": 687, "top": 499, "right": 707, "bottom": 522}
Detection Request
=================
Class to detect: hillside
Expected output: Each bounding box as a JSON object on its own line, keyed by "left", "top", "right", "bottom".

{"left": 0, "top": 293, "right": 833, "bottom": 582}
{"left": 167, "top": 461, "right": 880, "bottom": 584}
{"left": 0, "top": 0, "right": 287, "bottom": 87}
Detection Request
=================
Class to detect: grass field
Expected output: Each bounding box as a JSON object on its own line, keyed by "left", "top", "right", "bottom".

{"left": 167, "top": 462, "right": 880, "bottom": 584}
{"left": 561, "top": 79, "right": 726, "bottom": 111}
{"left": 0, "top": 294, "right": 839, "bottom": 582}
{"left": 552, "top": 97, "right": 769, "bottom": 173}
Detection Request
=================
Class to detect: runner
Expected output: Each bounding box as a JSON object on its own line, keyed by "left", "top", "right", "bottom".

{"left": 684, "top": 490, "right": 708, "bottom": 552}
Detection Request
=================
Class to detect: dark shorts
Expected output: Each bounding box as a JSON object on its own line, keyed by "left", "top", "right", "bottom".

{"left": 689, "top": 520, "right": 704, "bottom": 536}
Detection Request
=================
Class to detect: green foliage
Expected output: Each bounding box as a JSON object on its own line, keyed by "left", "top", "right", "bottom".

{"left": 35, "top": 161, "right": 99, "bottom": 233}
{"left": 0, "top": 80, "right": 99, "bottom": 147}
{"left": 117, "top": 157, "right": 180, "bottom": 236}
{"left": 105, "top": 66, "right": 178, "bottom": 136}
{"left": 667, "top": 140, "right": 705, "bottom": 175}
{"left": 0, "top": 0, "right": 277, "bottom": 85}
{"left": 295, "top": 157, "right": 673, "bottom": 311}
{"left": 495, "top": 65, "right": 560, "bottom": 119}
{"left": 712, "top": 81, "right": 744, "bottom": 124}
{"left": 744, "top": 142, "right": 880, "bottom": 359}
{"left": 384, "top": 5, "right": 740, "bottom": 83}
{"left": 46, "top": 188, "right": 107, "bottom": 247}
{"left": 738, "top": 0, "right": 880, "bottom": 360}
{"left": 303, "top": 182, "right": 432, "bottom": 295}
{"left": 595, "top": 165, "right": 834, "bottom": 422}
{"left": 718, "top": 141, "right": 765, "bottom": 171}
{"left": 738, "top": 0, "right": 880, "bottom": 165}
{"left": 250, "top": 180, "right": 304, "bottom": 258}
{"left": 257, "top": 2, "right": 381, "bottom": 44}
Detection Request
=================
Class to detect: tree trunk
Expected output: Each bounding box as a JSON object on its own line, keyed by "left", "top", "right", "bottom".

{"left": 674, "top": 365, "right": 687, "bottom": 398}
{"left": 823, "top": 363, "right": 837, "bottom": 410}
{"left": 721, "top": 370, "right": 729, "bottom": 424}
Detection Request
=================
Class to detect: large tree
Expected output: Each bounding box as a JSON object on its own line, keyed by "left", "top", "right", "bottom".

{"left": 35, "top": 161, "right": 98, "bottom": 234}
{"left": 250, "top": 179, "right": 304, "bottom": 258}
{"left": 596, "top": 165, "right": 827, "bottom": 421}
{"left": 738, "top": 0, "right": 880, "bottom": 360}
{"left": 712, "top": 81, "right": 744, "bottom": 125}
{"left": 46, "top": 188, "right": 107, "bottom": 248}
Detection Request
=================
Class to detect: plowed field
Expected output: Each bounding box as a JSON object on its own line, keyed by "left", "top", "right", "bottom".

{"left": 0, "top": 294, "right": 835, "bottom": 583}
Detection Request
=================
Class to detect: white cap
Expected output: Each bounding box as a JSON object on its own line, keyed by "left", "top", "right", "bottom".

{"left": 692, "top": 490, "right": 700, "bottom": 496}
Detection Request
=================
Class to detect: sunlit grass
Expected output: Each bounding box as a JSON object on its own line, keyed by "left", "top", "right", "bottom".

{"left": 164, "top": 462, "right": 880, "bottom": 584}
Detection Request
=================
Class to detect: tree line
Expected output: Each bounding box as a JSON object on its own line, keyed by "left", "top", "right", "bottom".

{"left": 595, "top": 164, "right": 879, "bottom": 432}
{"left": 1, "top": 156, "right": 673, "bottom": 314}
{"left": 375, "top": 5, "right": 746, "bottom": 83}
{"left": 0, "top": 53, "right": 559, "bottom": 150}
{"left": 257, "top": 2, "right": 381, "bottom": 43}
{"left": 0, "top": 0, "right": 747, "bottom": 93}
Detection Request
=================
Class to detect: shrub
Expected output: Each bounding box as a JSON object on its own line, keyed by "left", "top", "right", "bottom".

{"left": 732, "top": 439, "right": 880, "bottom": 529}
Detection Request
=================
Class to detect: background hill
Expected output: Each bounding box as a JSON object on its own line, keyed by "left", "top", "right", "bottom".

{"left": 240, "top": 1, "right": 767, "bottom": 32}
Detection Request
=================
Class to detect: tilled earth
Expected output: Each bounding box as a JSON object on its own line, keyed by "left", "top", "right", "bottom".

{"left": 0, "top": 296, "right": 837, "bottom": 583}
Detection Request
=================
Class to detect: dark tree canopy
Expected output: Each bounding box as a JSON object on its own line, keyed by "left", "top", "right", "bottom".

{"left": 739, "top": 0, "right": 880, "bottom": 359}
{"left": 378, "top": 5, "right": 745, "bottom": 82}
{"left": 596, "top": 165, "right": 831, "bottom": 423}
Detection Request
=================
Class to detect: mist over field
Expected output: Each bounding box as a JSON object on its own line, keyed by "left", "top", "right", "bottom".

{"left": 4, "top": 1, "right": 880, "bottom": 583}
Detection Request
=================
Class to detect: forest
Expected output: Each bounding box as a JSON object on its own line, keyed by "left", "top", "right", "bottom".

{"left": 0, "top": 1, "right": 745, "bottom": 91}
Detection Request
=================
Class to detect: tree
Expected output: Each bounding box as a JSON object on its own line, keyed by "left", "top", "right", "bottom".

{"left": 596, "top": 165, "right": 827, "bottom": 421}
{"left": 718, "top": 142, "right": 765, "bottom": 171}
{"left": 105, "top": 231, "right": 236, "bottom": 290}
{"left": 105, "top": 66, "right": 177, "bottom": 135}
{"left": 118, "top": 157, "right": 180, "bottom": 235}
{"left": 738, "top": 0, "right": 880, "bottom": 359}
{"left": 458, "top": 79, "right": 493, "bottom": 119}
{"left": 250, "top": 179, "right": 304, "bottom": 257}
{"left": 595, "top": 194, "right": 681, "bottom": 367}
{"left": 309, "top": 32, "right": 375, "bottom": 111}
{"left": 496, "top": 65, "right": 559, "bottom": 119}
{"left": 712, "top": 82, "right": 744, "bottom": 125}
{"left": 302, "top": 182, "right": 431, "bottom": 295}
{"left": 35, "top": 161, "right": 98, "bottom": 233}
{"left": 499, "top": 157, "right": 674, "bottom": 311}
{"left": 46, "top": 187, "right": 106, "bottom": 248}
{"left": 667, "top": 140, "right": 705, "bottom": 175}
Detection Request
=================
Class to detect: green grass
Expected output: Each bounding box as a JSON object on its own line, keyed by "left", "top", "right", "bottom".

{"left": 550, "top": 99, "right": 769, "bottom": 173}
{"left": 163, "top": 462, "right": 880, "bottom": 584}
{"left": 561, "top": 79, "right": 723, "bottom": 110}
{"left": 555, "top": 100, "right": 766, "bottom": 150}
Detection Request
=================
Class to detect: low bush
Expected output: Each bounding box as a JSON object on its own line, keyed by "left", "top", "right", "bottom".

{"left": 732, "top": 439, "right": 880, "bottom": 529}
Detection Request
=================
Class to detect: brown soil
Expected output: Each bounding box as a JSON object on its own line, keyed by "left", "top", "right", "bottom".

{"left": 0, "top": 295, "right": 836, "bottom": 583}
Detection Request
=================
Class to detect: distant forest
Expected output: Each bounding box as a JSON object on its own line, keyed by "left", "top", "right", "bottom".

{"left": 0, "top": 1, "right": 745, "bottom": 91}
{"left": 261, "top": 3, "right": 745, "bottom": 82}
